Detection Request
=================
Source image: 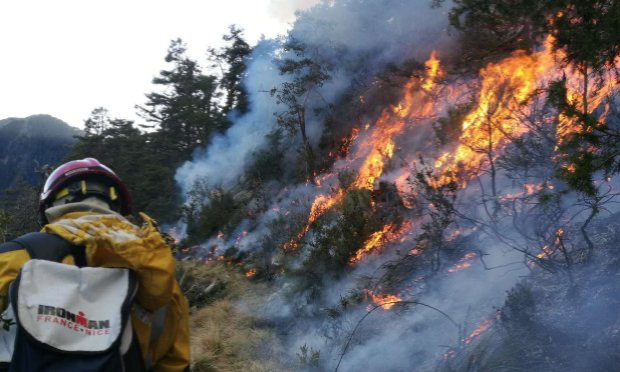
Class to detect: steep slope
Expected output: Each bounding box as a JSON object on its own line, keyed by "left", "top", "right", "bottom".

{"left": 0, "top": 115, "right": 80, "bottom": 190}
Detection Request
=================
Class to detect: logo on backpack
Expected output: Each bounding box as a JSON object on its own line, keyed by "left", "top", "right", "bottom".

{"left": 36, "top": 305, "right": 111, "bottom": 336}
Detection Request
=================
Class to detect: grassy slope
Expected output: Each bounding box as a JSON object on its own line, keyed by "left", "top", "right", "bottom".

{"left": 178, "top": 261, "right": 286, "bottom": 372}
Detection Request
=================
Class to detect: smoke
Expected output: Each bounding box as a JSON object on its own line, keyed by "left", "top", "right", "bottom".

{"left": 172, "top": 0, "right": 618, "bottom": 370}
{"left": 175, "top": 39, "right": 285, "bottom": 192}
{"left": 268, "top": 0, "right": 322, "bottom": 23}
{"left": 175, "top": 0, "right": 454, "bottom": 194}
{"left": 254, "top": 180, "right": 532, "bottom": 371}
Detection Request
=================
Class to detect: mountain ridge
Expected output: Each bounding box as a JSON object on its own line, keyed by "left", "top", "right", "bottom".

{"left": 0, "top": 114, "right": 80, "bottom": 190}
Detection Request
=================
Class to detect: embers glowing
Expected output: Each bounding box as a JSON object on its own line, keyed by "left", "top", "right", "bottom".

{"left": 282, "top": 191, "right": 343, "bottom": 251}
{"left": 447, "top": 252, "right": 477, "bottom": 273}
{"left": 350, "top": 221, "right": 414, "bottom": 264}
{"left": 364, "top": 289, "right": 402, "bottom": 311}
{"left": 463, "top": 319, "right": 491, "bottom": 345}
{"left": 282, "top": 51, "right": 441, "bottom": 255}
{"left": 245, "top": 269, "right": 257, "bottom": 278}
{"left": 350, "top": 224, "right": 394, "bottom": 264}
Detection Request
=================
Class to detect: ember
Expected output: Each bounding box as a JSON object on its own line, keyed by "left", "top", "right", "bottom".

{"left": 463, "top": 319, "right": 492, "bottom": 345}
{"left": 447, "top": 252, "right": 478, "bottom": 273}
{"left": 364, "top": 289, "right": 402, "bottom": 311}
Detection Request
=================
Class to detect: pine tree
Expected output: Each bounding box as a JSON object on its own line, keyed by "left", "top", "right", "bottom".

{"left": 210, "top": 26, "right": 252, "bottom": 116}
{"left": 67, "top": 110, "right": 180, "bottom": 222}
{"left": 271, "top": 37, "right": 333, "bottom": 183}
{"left": 138, "top": 39, "right": 224, "bottom": 158}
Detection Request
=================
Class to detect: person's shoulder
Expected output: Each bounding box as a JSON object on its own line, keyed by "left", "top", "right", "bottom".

{"left": 137, "top": 213, "right": 177, "bottom": 251}
{"left": 0, "top": 240, "right": 24, "bottom": 255}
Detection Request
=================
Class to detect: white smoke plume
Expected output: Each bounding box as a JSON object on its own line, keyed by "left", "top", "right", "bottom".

{"left": 268, "top": 0, "right": 322, "bottom": 23}
{"left": 172, "top": 0, "right": 594, "bottom": 370}
{"left": 175, "top": 0, "right": 454, "bottom": 194}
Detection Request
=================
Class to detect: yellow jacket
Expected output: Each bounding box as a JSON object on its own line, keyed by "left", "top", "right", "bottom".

{"left": 0, "top": 206, "right": 189, "bottom": 372}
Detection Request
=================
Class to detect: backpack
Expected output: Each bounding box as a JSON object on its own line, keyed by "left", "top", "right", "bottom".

{"left": 0, "top": 232, "right": 147, "bottom": 372}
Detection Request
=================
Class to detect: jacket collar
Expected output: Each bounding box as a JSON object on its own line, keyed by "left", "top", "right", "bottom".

{"left": 45, "top": 198, "right": 120, "bottom": 224}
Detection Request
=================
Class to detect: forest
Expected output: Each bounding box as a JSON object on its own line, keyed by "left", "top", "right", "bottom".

{"left": 2, "top": 0, "right": 620, "bottom": 371}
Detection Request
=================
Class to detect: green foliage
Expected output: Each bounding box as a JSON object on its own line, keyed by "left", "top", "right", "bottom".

{"left": 296, "top": 344, "right": 320, "bottom": 368}
{"left": 411, "top": 160, "right": 458, "bottom": 272}
{"left": 67, "top": 31, "right": 252, "bottom": 223}
{"left": 272, "top": 37, "right": 333, "bottom": 182}
{"left": 433, "top": 105, "right": 470, "bottom": 146}
{"left": 337, "top": 169, "right": 357, "bottom": 191}
{"left": 68, "top": 108, "right": 181, "bottom": 222}
{"left": 446, "top": 0, "right": 620, "bottom": 70}
{"left": 209, "top": 26, "right": 253, "bottom": 115}
{"left": 302, "top": 188, "right": 380, "bottom": 276}
{"left": 448, "top": 0, "right": 620, "bottom": 217}
{"left": 246, "top": 129, "right": 285, "bottom": 182}
{"left": 546, "top": 79, "right": 612, "bottom": 197}
{"left": 0, "top": 180, "right": 40, "bottom": 241}
{"left": 138, "top": 38, "right": 225, "bottom": 158}
{"left": 0, "top": 209, "right": 12, "bottom": 243}
{"left": 550, "top": 1, "right": 620, "bottom": 73}
{"left": 185, "top": 187, "right": 242, "bottom": 244}
{"left": 500, "top": 283, "right": 536, "bottom": 329}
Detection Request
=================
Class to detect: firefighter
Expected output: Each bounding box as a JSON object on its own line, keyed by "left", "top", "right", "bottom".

{"left": 0, "top": 158, "right": 189, "bottom": 371}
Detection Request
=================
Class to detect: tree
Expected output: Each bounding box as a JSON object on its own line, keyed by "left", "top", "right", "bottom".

{"left": 210, "top": 26, "right": 252, "bottom": 116}
{"left": 440, "top": 0, "right": 543, "bottom": 64}
{"left": 138, "top": 39, "right": 224, "bottom": 158}
{"left": 70, "top": 107, "right": 110, "bottom": 162}
{"left": 445, "top": 0, "right": 620, "bottom": 261}
{"left": 271, "top": 37, "right": 333, "bottom": 183}
{"left": 67, "top": 109, "right": 180, "bottom": 222}
{"left": 0, "top": 210, "right": 11, "bottom": 243}
{"left": 0, "top": 180, "right": 40, "bottom": 241}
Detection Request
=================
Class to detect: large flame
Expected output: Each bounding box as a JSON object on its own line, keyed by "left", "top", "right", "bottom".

{"left": 433, "top": 41, "right": 556, "bottom": 187}
{"left": 350, "top": 221, "right": 414, "bottom": 264}
{"left": 283, "top": 33, "right": 616, "bottom": 271}
{"left": 283, "top": 53, "right": 443, "bottom": 253}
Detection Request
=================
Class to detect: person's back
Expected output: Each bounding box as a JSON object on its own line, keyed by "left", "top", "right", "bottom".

{"left": 0, "top": 158, "right": 190, "bottom": 372}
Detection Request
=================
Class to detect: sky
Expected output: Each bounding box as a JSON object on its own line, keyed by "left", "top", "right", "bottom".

{"left": 0, "top": 0, "right": 320, "bottom": 128}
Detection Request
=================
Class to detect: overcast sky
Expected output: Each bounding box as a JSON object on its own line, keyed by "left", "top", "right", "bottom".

{"left": 0, "top": 0, "right": 319, "bottom": 128}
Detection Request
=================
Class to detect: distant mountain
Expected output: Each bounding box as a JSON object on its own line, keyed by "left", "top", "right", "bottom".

{"left": 0, "top": 115, "right": 81, "bottom": 190}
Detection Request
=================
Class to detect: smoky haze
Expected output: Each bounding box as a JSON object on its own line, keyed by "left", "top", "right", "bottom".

{"left": 175, "top": 0, "right": 454, "bottom": 192}
{"left": 173, "top": 0, "right": 620, "bottom": 371}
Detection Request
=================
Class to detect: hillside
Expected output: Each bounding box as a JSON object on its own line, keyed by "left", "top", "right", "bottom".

{"left": 3, "top": 0, "right": 618, "bottom": 370}
{"left": 0, "top": 114, "right": 80, "bottom": 190}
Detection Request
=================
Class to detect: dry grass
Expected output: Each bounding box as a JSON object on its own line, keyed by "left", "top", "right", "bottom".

{"left": 178, "top": 261, "right": 285, "bottom": 372}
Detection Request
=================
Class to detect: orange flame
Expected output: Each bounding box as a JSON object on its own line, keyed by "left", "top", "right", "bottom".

{"left": 350, "top": 221, "right": 414, "bottom": 263}
{"left": 464, "top": 319, "right": 491, "bottom": 345}
{"left": 364, "top": 289, "right": 402, "bottom": 310}
{"left": 422, "top": 51, "right": 441, "bottom": 92}
{"left": 447, "top": 252, "right": 477, "bottom": 273}
{"left": 350, "top": 224, "right": 394, "bottom": 264}
{"left": 282, "top": 191, "right": 343, "bottom": 251}
{"left": 433, "top": 37, "right": 558, "bottom": 188}
{"left": 245, "top": 269, "right": 257, "bottom": 278}
{"left": 283, "top": 52, "right": 442, "bottom": 252}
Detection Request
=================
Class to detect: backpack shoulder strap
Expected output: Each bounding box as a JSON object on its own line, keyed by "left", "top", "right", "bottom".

{"left": 11, "top": 233, "right": 73, "bottom": 263}
{"left": 150, "top": 305, "right": 169, "bottom": 345}
{"left": 0, "top": 242, "right": 24, "bottom": 255}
